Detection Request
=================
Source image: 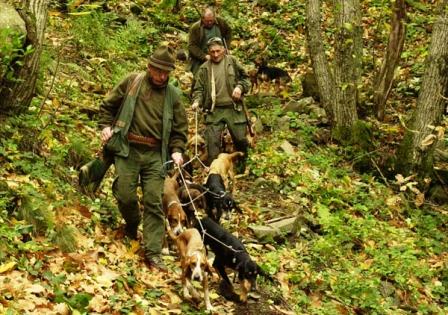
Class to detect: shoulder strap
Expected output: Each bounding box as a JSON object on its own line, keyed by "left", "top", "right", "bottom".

{"left": 112, "top": 73, "right": 145, "bottom": 127}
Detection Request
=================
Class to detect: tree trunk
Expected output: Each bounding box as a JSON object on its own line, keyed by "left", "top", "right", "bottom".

{"left": 306, "top": 0, "right": 336, "bottom": 124}
{"left": 373, "top": 0, "right": 407, "bottom": 121}
{"left": 0, "top": 0, "right": 49, "bottom": 115}
{"left": 306, "top": 0, "right": 362, "bottom": 143}
{"left": 332, "top": 0, "right": 360, "bottom": 141}
{"left": 396, "top": 0, "right": 448, "bottom": 177}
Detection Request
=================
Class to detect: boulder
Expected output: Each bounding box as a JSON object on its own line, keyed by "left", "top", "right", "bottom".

{"left": 249, "top": 217, "right": 298, "bottom": 242}
{"left": 0, "top": 2, "right": 26, "bottom": 34}
{"left": 301, "top": 71, "right": 320, "bottom": 101}
{"left": 274, "top": 115, "right": 290, "bottom": 131}
{"left": 0, "top": 1, "right": 27, "bottom": 80}
{"left": 282, "top": 97, "right": 315, "bottom": 114}
{"left": 279, "top": 140, "right": 295, "bottom": 155}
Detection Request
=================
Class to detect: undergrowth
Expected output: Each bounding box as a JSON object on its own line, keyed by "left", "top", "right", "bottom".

{"left": 0, "top": 0, "right": 446, "bottom": 314}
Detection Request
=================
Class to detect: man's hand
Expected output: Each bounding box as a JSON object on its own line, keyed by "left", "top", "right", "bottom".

{"left": 171, "top": 152, "right": 183, "bottom": 166}
{"left": 191, "top": 100, "right": 200, "bottom": 110}
{"left": 205, "top": 54, "right": 211, "bottom": 61}
{"left": 232, "top": 86, "right": 242, "bottom": 101}
{"left": 101, "top": 127, "right": 113, "bottom": 143}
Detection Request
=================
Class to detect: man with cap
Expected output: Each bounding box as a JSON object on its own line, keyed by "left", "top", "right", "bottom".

{"left": 188, "top": 7, "right": 231, "bottom": 76}
{"left": 191, "top": 37, "right": 250, "bottom": 169}
{"left": 98, "top": 45, "right": 188, "bottom": 271}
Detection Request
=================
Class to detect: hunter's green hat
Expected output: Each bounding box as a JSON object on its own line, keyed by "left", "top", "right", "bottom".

{"left": 148, "top": 45, "right": 176, "bottom": 71}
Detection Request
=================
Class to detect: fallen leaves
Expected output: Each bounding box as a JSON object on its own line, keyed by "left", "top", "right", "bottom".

{"left": 0, "top": 261, "right": 17, "bottom": 274}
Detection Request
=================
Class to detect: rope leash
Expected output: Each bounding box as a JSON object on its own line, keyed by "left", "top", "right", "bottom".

{"left": 174, "top": 163, "right": 242, "bottom": 253}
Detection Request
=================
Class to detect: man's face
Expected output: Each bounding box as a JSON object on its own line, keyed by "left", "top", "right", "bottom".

{"left": 202, "top": 14, "right": 215, "bottom": 29}
{"left": 208, "top": 44, "right": 225, "bottom": 63}
{"left": 148, "top": 65, "right": 170, "bottom": 86}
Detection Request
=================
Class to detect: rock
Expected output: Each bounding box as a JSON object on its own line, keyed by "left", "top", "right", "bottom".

{"left": 269, "top": 217, "right": 297, "bottom": 233}
{"left": 0, "top": 1, "right": 27, "bottom": 80}
{"left": 249, "top": 225, "right": 281, "bottom": 242}
{"left": 0, "top": 2, "right": 26, "bottom": 34}
{"left": 253, "top": 119, "right": 263, "bottom": 134}
{"left": 249, "top": 217, "right": 298, "bottom": 242}
{"left": 274, "top": 115, "right": 290, "bottom": 131}
{"left": 301, "top": 71, "right": 320, "bottom": 101}
{"left": 282, "top": 97, "right": 314, "bottom": 114}
{"left": 254, "top": 177, "right": 268, "bottom": 187}
{"left": 309, "top": 104, "right": 327, "bottom": 120}
{"left": 279, "top": 140, "right": 295, "bottom": 155}
{"left": 312, "top": 128, "right": 331, "bottom": 144}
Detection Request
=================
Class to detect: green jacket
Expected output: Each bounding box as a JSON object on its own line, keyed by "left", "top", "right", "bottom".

{"left": 192, "top": 55, "right": 250, "bottom": 111}
{"left": 188, "top": 16, "right": 231, "bottom": 71}
{"left": 99, "top": 72, "right": 188, "bottom": 163}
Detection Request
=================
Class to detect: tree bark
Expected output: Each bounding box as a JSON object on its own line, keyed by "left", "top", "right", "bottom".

{"left": 0, "top": 0, "right": 49, "bottom": 115}
{"left": 373, "top": 0, "right": 407, "bottom": 121}
{"left": 332, "top": 0, "right": 360, "bottom": 140}
{"left": 306, "top": 0, "right": 336, "bottom": 123}
{"left": 396, "top": 0, "right": 448, "bottom": 176}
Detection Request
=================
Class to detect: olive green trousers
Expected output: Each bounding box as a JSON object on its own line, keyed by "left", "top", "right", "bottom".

{"left": 204, "top": 106, "right": 248, "bottom": 165}
{"left": 113, "top": 144, "right": 164, "bottom": 257}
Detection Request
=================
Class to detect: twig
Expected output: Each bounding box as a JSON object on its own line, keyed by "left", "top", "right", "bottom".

{"left": 38, "top": 45, "right": 63, "bottom": 117}
{"left": 370, "top": 157, "right": 390, "bottom": 187}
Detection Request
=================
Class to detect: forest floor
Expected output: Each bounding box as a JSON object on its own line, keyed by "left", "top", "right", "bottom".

{"left": 1, "top": 1, "right": 447, "bottom": 315}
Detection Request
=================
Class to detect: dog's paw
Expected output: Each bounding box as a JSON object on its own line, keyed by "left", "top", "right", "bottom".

{"left": 219, "top": 280, "right": 240, "bottom": 302}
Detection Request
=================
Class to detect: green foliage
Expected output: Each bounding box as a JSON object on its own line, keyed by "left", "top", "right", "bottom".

{"left": 53, "top": 224, "right": 77, "bottom": 253}
{"left": 0, "top": 28, "right": 34, "bottom": 82}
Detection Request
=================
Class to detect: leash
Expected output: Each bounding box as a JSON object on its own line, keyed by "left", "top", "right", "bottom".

{"left": 174, "top": 163, "right": 243, "bottom": 254}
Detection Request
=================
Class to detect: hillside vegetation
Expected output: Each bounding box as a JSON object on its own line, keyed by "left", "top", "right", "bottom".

{"left": 0, "top": 0, "right": 446, "bottom": 314}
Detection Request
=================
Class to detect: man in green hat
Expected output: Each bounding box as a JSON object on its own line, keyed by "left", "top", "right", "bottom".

{"left": 191, "top": 37, "right": 250, "bottom": 170}
{"left": 188, "top": 7, "right": 232, "bottom": 76}
{"left": 98, "top": 45, "right": 188, "bottom": 271}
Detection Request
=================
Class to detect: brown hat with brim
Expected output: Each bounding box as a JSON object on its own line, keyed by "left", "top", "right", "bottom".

{"left": 148, "top": 45, "right": 176, "bottom": 71}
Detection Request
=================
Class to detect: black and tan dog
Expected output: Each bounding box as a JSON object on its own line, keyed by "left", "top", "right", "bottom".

{"left": 253, "top": 56, "right": 291, "bottom": 93}
{"left": 195, "top": 217, "right": 270, "bottom": 303}
{"left": 166, "top": 226, "right": 214, "bottom": 311}
{"left": 204, "top": 152, "right": 244, "bottom": 222}
{"left": 205, "top": 174, "right": 241, "bottom": 223}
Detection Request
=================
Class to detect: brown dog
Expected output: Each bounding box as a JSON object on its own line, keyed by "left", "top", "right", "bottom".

{"left": 167, "top": 227, "right": 213, "bottom": 311}
{"left": 207, "top": 151, "right": 244, "bottom": 193}
{"left": 163, "top": 174, "right": 187, "bottom": 236}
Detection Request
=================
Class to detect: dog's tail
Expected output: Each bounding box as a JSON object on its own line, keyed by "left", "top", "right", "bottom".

{"left": 229, "top": 151, "right": 244, "bottom": 160}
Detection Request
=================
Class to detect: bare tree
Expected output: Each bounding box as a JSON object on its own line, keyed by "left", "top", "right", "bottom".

{"left": 373, "top": 0, "right": 407, "bottom": 121}
{"left": 0, "top": 0, "right": 49, "bottom": 115}
{"left": 396, "top": 0, "right": 448, "bottom": 176}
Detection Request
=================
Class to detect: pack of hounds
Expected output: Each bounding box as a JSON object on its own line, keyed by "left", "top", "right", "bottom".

{"left": 162, "top": 144, "right": 274, "bottom": 311}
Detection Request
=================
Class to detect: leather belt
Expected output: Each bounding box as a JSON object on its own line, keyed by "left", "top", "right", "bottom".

{"left": 128, "top": 132, "right": 160, "bottom": 147}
